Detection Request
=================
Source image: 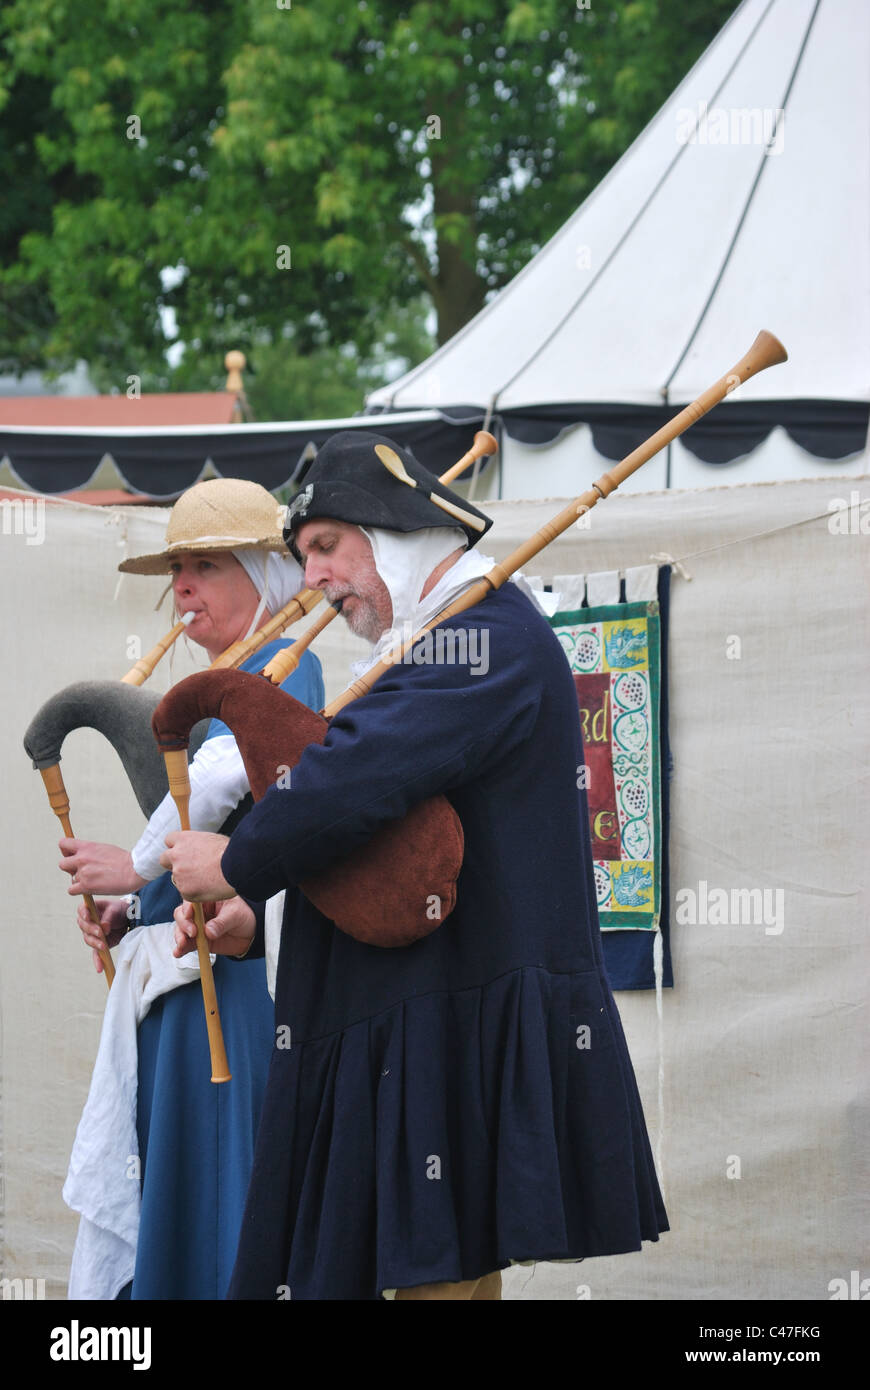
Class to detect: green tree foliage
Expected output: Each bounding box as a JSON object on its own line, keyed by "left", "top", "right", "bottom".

{"left": 0, "top": 0, "right": 737, "bottom": 396}
{"left": 242, "top": 298, "right": 436, "bottom": 423}
{"left": 146, "top": 297, "right": 436, "bottom": 422}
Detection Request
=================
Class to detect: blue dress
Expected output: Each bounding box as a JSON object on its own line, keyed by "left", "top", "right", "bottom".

{"left": 122, "top": 639, "right": 324, "bottom": 1300}
{"left": 222, "top": 585, "right": 668, "bottom": 1300}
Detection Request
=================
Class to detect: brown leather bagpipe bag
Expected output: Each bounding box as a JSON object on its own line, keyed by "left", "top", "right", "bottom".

{"left": 151, "top": 669, "right": 463, "bottom": 948}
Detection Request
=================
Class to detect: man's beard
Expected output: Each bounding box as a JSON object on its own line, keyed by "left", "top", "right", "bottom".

{"left": 326, "top": 576, "right": 392, "bottom": 644}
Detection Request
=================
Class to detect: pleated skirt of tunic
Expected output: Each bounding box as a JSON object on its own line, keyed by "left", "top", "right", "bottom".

{"left": 228, "top": 962, "right": 667, "bottom": 1301}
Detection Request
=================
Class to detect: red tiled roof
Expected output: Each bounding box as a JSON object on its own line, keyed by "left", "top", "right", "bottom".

{"left": 0, "top": 393, "right": 240, "bottom": 427}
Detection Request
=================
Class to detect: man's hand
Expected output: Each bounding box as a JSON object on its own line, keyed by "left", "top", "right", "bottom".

{"left": 160, "top": 831, "right": 234, "bottom": 902}
{"left": 173, "top": 897, "right": 256, "bottom": 960}
{"left": 59, "top": 839, "right": 145, "bottom": 896}
{"left": 76, "top": 897, "right": 131, "bottom": 974}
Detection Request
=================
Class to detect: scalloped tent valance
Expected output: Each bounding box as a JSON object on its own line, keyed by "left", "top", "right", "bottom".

{"left": 0, "top": 413, "right": 473, "bottom": 500}
{"left": 2, "top": 396, "right": 866, "bottom": 500}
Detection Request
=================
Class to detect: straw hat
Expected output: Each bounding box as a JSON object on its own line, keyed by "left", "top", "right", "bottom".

{"left": 119, "top": 478, "right": 288, "bottom": 575}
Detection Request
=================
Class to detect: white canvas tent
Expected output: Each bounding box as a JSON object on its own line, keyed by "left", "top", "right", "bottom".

{"left": 1, "top": 471, "right": 866, "bottom": 1299}
{"left": 367, "top": 0, "right": 870, "bottom": 499}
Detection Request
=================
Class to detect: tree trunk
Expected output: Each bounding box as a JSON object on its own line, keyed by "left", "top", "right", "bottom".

{"left": 430, "top": 167, "right": 486, "bottom": 346}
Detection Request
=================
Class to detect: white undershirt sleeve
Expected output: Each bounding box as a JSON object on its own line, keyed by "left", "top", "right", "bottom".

{"left": 131, "top": 734, "right": 249, "bottom": 881}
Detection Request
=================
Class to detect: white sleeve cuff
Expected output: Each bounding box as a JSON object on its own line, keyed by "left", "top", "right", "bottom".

{"left": 265, "top": 892, "right": 286, "bottom": 1002}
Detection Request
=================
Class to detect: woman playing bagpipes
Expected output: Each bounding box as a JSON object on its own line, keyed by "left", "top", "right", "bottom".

{"left": 61, "top": 478, "right": 324, "bottom": 1299}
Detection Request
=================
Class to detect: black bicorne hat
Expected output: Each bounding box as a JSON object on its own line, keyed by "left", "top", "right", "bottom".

{"left": 283, "top": 431, "right": 493, "bottom": 554}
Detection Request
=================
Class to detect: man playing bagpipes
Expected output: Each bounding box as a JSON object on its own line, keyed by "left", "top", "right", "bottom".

{"left": 164, "top": 431, "right": 668, "bottom": 1300}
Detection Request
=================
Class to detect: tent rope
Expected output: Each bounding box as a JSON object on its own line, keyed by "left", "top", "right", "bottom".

{"left": 649, "top": 495, "right": 869, "bottom": 576}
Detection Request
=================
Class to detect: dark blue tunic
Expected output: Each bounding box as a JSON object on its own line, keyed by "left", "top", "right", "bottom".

{"left": 124, "top": 639, "right": 324, "bottom": 1300}
{"left": 222, "top": 584, "right": 668, "bottom": 1300}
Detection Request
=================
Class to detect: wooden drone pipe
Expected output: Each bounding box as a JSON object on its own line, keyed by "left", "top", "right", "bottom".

{"left": 325, "top": 331, "right": 788, "bottom": 715}
{"left": 259, "top": 599, "right": 341, "bottom": 686}
{"left": 39, "top": 764, "right": 116, "bottom": 987}
{"left": 439, "top": 431, "right": 498, "bottom": 486}
{"left": 209, "top": 587, "right": 323, "bottom": 671}
{"left": 480, "top": 330, "right": 789, "bottom": 587}
{"left": 163, "top": 748, "right": 232, "bottom": 1084}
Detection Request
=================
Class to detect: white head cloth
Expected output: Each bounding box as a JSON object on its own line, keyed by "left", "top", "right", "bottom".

{"left": 232, "top": 549, "right": 305, "bottom": 638}
{"left": 351, "top": 525, "right": 496, "bottom": 678}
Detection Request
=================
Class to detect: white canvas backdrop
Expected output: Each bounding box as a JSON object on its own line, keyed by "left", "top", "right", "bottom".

{"left": 0, "top": 475, "right": 867, "bottom": 1300}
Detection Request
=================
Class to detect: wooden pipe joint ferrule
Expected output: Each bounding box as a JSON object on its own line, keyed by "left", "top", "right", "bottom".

{"left": 39, "top": 764, "right": 71, "bottom": 818}
{"left": 262, "top": 645, "right": 301, "bottom": 685}
{"left": 593, "top": 472, "right": 618, "bottom": 499}
{"left": 162, "top": 747, "right": 192, "bottom": 814}
{"left": 486, "top": 564, "right": 512, "bottom": 591}
{"left": 120, "top": 662, "right": 149, "bottom": 687}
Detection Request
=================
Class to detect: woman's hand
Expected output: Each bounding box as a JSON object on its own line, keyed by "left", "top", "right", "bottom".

{"left": 59, "top": 839, "right": 146, "bottom": 896}
{"left": 173, "top": 897, "right": 256, "bottom": 960}
{"left": 76, "top": 897, "right": 132, "bottom": 974}
{"left": 160, "top": 831, "right": 234, "bottom": 902}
